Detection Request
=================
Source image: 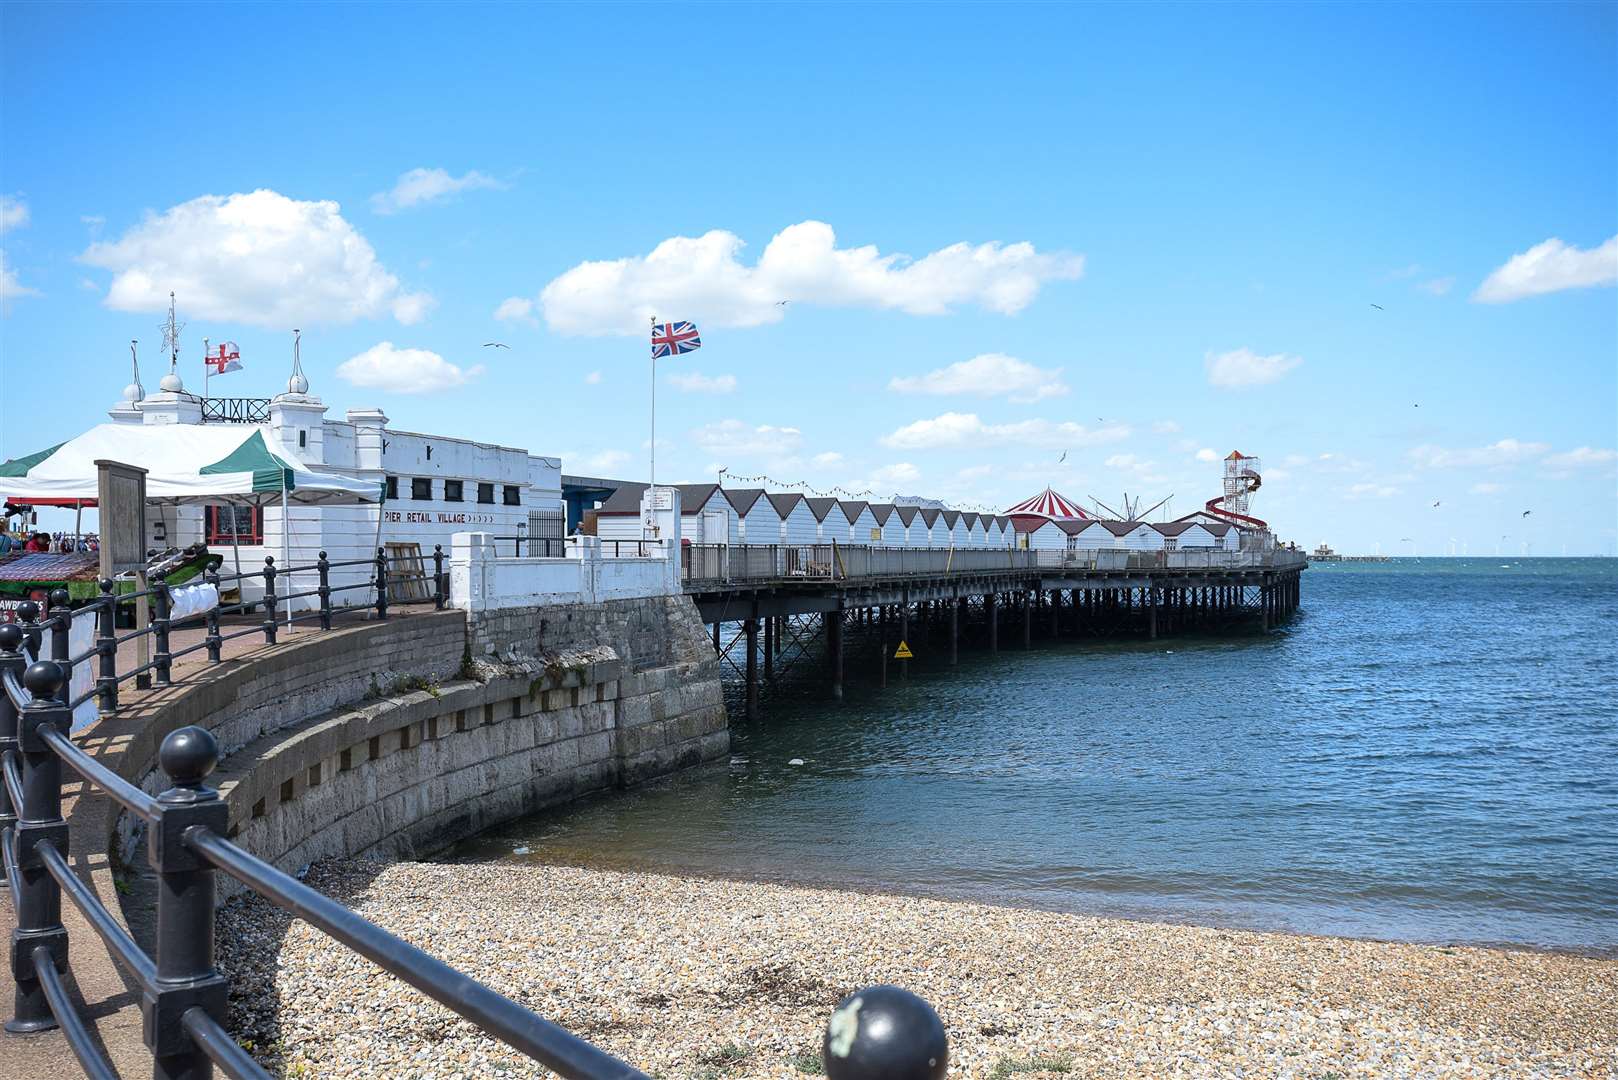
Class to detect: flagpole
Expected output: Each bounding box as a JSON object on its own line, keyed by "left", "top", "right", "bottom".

{"left": 649, "top": 315, "right": 657, "bottom": 524}
{"left": 203, "top": 336, "right": 210, "bottom": 403}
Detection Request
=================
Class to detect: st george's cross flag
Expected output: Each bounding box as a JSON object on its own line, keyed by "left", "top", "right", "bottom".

{"left": 650, "top": 320, "right": 701, "bottom": 358}
{"left": 205, "top": 342, "right": 243, "bottom": 375}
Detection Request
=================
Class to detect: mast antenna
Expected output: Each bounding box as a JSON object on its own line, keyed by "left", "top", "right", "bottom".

{"left": 159, "top": 291, "right": 186, "bottom": 373}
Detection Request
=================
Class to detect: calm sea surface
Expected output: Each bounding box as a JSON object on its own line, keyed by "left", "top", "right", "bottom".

{"left": 453, "top": 558, "right": 1618, "bottom": 953}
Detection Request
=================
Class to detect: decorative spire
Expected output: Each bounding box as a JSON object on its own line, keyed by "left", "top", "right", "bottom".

{"left": 123, "top": 339, "right": 145, "bottom": 402}
{"left": 158, "top": 291, "right": 186, "bottom": 392}
{"left": 287, "top": 328, "right": 309, "bottom": 395}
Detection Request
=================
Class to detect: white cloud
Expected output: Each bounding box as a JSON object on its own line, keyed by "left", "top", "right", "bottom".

{"left": 537, "top": 220, "right": 1084, "bottom": 335}
{"left": 369, "top": 167, "right": 506, "bottom": 215}
{"left": 1544, "top": 447, "right": 1617, "bottom": 469}
{"left": 580, "top": 450, "right": 630, "bottom": 473}
{"left": 1408, "top": 438, "right": 1550, "bottom": 469}
{"left": 812, "top": 451, "right": 844, "bottom": 467}
{"left": 584, "top": 371, "right": 602, "bottom": 385}
{"left": 1205, "top": 347, "right": 1303, "bottom": 389}
{"left": 1474, "top": 234, "right": 1618, "bottom": 303}
{"left": 1152, "top": 420, "right": 1182, "bottom": 434}
{"left": 958, "top": 464, "right": 994, "bottom": 479}
{"left": 889, "top": 353, "right": 1068, "bottom": 403}
{"left": 1470, "top": 482, "right": 1505, "bottom": 495}
{"left": 692, "top": 419, "right": 803, "bottom": 456}
{"left": 1345, "top": 482, "right": 1400, "bottom": 500}
{"left": 81, "top": 189, "right": 431, "bottom": 328}
{"left": 881, "top": 412, "right": 1130, "bottom": 450}
{"left": 1195, "top": 448, "right": 1218, "bottom": 462}
{"left": 668, "top": 371, "right": 737, "bottom": 394}
{"left": 869, "top": 463, "right": 921, "bottom": 488}
{"left": 1, "top": 250, "right": 40, "bottom": 302}
{"left": 494, "top": 297, "right": 536, "bottom": 325}
{"left": 336, "top": 342, "right": 483, "bottom": 394}
{"left": 1, "top": 195, "right": 28, "bottom": 232}
{"left": 1417, "top": 276, "right": 1454, "bottom": 296}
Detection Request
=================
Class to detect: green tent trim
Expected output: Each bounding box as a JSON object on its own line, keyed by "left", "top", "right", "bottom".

{"left": 0, "top": 442, "right": 66, "bottom": 479}
{"left": 199, "top": 431, "right": 295, "bottom": 494}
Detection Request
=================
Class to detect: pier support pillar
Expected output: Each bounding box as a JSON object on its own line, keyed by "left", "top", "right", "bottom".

{"left": 763, "top": 615, "right": 774, "bottom": 681}
{"left": 1049, "top": 588, "right": 1060, "bottom": 638}
{"left": 1148, "top": 583, "right": 1157, "bottom": 641}
{"left": 899, "top": 591, "right": 910, "bottom": 681}
{"left": 744, "top": 617, "right": 760, "bottom": 719}
{"left": 987, "top": 592, "right": 999, "bottom": 652}
{"left": 828, "top": 609, "right": 844, "bottom": 702}
{"left": 1022, "top": 590, "right": 1032, "bottom": 649}
{"left": 949, "top": 592, "right": 959, "bottom": 666}
{"left": 712, "top": 620, "right": 721, "bottom": 654}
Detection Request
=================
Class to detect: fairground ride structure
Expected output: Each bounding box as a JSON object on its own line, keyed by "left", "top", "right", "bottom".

{"left": 1204, "top": 451, "right": 1266, "bottom": 529}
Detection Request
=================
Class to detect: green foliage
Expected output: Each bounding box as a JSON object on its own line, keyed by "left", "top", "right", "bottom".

{"left": 991, "top": 1054, "right": 1075, "bottom": 1079}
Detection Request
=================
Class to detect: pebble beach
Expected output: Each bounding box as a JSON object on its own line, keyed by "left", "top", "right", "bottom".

{"left": 217, "top": 859, "right": 1618, "bottom": 1079}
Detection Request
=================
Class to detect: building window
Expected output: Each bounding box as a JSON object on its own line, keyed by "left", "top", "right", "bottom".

{"left": 298, "top": 430, "right": 307, "bottom": 448}
{"left": 411, "top": 478, "right": 433, "bottom": 501}
{"left": 205, "top": 505, "right": 263, "bottom": 545}
{"left": 444, "top": 480, "right": 463, "bottom": 502}
{"left": 477, "top": 482, "right": 495, "bottom": 504}
{"left": 502, "top": 485, "right": 522, "bottom": 506}
{"left": 385, "top": 476, "right": 398, "bottom": 500}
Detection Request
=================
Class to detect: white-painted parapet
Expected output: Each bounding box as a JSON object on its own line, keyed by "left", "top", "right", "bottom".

{"left": 449, "top": 520, "right": 682, "bottom": 613}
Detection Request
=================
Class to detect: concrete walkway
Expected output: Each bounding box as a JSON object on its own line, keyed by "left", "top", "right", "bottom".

{"left": 0, "top": 601, "right": 445, "bottom": 1077}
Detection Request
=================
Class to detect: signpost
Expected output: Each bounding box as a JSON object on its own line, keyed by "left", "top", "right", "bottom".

{"left": 97, "top": 460, "right": 149, "bottom": 685}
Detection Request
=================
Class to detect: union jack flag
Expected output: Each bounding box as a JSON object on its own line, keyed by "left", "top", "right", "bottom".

{"left": 650, "top": 320, "right": 701, "bottom": 358}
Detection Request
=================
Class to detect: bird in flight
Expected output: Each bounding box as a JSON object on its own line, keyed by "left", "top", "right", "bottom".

{"left": 1522, "top": 510, "right": 1532, "bottom": 517}
{"left": 483, "top": 342, "right": 510, "bottom": 349}
{"left": 1371, "top": 303, "right": 1385, "bottom": 311}
{"left": 1058, "top": 450, "right": 1067, "bottom": 463}
{"left": 776, "top": 299, "right": 792, "bottom": 306}
{"left": 1432, "top": 500, "right": 1442, "bottom": 508}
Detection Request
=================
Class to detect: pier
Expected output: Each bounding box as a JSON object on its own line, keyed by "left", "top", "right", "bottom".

{"left": 681, "top": 544, "right": 1306, "bottom": 717}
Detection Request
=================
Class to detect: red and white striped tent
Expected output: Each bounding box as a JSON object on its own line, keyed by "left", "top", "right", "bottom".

{"left": 1006, "top": 487, "right": 1089, "bottom": 520}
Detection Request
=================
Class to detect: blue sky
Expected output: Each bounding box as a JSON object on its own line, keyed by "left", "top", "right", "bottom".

{"left": 3, "top": 2, "right": 1614, "bottom": 554}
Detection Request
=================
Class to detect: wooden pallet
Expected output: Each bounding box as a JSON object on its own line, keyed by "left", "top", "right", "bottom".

{"left": 384, "top": 542, "right": 433, "bottom": 602}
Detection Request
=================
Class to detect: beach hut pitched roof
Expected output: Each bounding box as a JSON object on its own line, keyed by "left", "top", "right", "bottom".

{"left": 919, "top": 508, "right": 941, "bottom": 527}
{"left": 869, "top": 503, "right": 895, "bottom": 525}
{"left": 1152, "top": 521, "right": 1194, "bottom": 536}
{"left": 725, "top": 488, "right": 767, "bottom": 515}
{"left": 805, "top": 497, "right": 839, "bottom": 521}
{"left": 766, "top": 492, "right": 804, "bottom": 516}
{"left": 596, "top": 482, "right": 720, "bottom": 515}
{"left": 894, "top": 505, "right": 919, "bottom": 526}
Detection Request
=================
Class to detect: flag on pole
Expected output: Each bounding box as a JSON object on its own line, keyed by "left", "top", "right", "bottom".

{"left": 205, "top": 342, "right": 243, "bottom": 375}
{"left": 650, "top": 320, "right": 702, "bottom": 358}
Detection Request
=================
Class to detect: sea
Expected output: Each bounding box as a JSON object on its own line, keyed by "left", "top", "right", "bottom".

{"left": 453, "top": 558, "right": 1618, "bottom": 954}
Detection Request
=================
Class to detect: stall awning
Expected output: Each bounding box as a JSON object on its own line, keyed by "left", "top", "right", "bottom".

{"left": 1, "top": 424, "right": 383, "bottom": 505}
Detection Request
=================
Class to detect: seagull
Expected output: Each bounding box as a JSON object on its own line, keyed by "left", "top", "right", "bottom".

{"left": 1371, "top": 303, "right": 1385, "bottom": 311}
{"left": 1058, "top": 451, "right": 1067, "bottom": 463}
{"left": 775, "top": 299, "right": 792, "bottom": 306}
{"left": 1432, "top": 500, "right": 1441, "bottom": 508}
{"left": 1521, "top": 510, "right": 1532, "bottom": 517}
{"left": 483, "top": 342, "right": 510, "bottom": 349}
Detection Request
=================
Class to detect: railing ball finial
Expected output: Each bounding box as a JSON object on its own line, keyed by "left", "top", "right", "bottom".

{"left": 0, "top": 623, "right": 21, "bottom": 653}
{"left": 48, "top": 587, "right": 71, "bottom": 609}
{"left": 22, "top": 659, "right": 66, "bottom": 699}
{"left": 16, "top": 599, "right": 39, "bottom": 623}
{"left": 159, "top": 725, "right": 219, "bottom": 787}
{"left": 822, "top": 985, "right": 947, "bottom": 1080}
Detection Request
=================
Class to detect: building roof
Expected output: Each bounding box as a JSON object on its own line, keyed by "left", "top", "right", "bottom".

{"left": 919, "top": 508, "right": 941, "bottom": 527}
{"left": 962, "top": 512, "right": 980, "bottom": 531}
{"left": 726, "top": 488, "right": 767, "bottom": 515}
{"left": 894, "top": 505, "right": 919, "bottom": 526}
{"left": 805, "top": 497, "right": 839, "bottom": 521}
{"left": 1013, "top": 516, "right": 1060, "bottom": 533}
{"left": 941, "top": 509, "right": 960, "bottom": 529}
{"left": 837, "top": 500, "right": 869, "bottom": 522}
{"left": 1152, "top": 521, "right": 1195, "bottom": 537}
{"left": 1005, "top": 487, "right": 1089, "bottom": 520}
{"left": 595, "top": 482, "right": 716, "bottom": 516}
{"left": 869, "top": 503, "right": 895, "bottom": 525}
{"left": 766, "top": 492, "right": 804, "bottom": 516}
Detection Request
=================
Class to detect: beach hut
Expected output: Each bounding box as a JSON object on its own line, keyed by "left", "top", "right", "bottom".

{"left": 805, "top": 497, "right": 840, "bottom": 542}
{"left": 768, "top": 493, "right": 819, "bottom": 545}
{"left": 893, "top": 505, "right": 921, "bottom": 546}
{"left": 917, "top": 508, "right": 944, "bottom": 547}
{"left": 726, "top": 488, "right": 779, "bottom": 544}
{"left": 1011, "top": 516, "right": 1070, "bottom": 550}
{"left": 595, "top": 483, "right": 733, "bottom": 542}
{"left": 869, "top": 504, "right": 905, "bottom": 545}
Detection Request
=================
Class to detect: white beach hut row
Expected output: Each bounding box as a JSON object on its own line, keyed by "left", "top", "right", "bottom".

{"left": 593, "top": 484, "right": 1240, "bottom": 552}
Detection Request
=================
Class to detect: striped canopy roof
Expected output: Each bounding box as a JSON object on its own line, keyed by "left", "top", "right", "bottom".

{"left": 1006, "top": 487, "right": 1089, "bottom": 520}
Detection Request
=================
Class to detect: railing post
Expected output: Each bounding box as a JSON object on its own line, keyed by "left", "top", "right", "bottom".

{"left": 153, "top": 575, "right": 173, "bottom": 686}
{"left": 146, "top": 726, "right": 230, "bottom": 1079}
{"left": 48, "top": 589, "right": 72, "bottom": 707}
{"left": 822, "top": 985, "right": 947, "bottom": 1080}
{"left": 203, "top": 567, "right": 223, "bottom": 664}
{"left": 374, "top": 547, "right": 389, "bottom": 620}
{"left": 5, "top": 659, "right": 70, "bottom": 1034}
{"left": 316, "top": 551, "right": 333, "bottom": 631}
{"left": 260, "top": 557, "right": 278, "bottom": 645}
{"left": 16, "top": 600, "right": 42, "bottom": 662}
{"left": 0, "top": 627, "right": 21, "bottom": 845}
{"left": 97, "top": 579, "right": 119, "bottom": 713}
{"left": 433, "top": 545, "right": 445, "bottom": 610}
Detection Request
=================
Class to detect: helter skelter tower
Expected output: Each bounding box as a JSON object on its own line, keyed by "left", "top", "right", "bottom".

{"left": 1204, "top": 450, "right": 1266, "bottom": 528}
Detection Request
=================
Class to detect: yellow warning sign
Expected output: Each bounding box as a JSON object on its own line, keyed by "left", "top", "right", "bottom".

{"left": 894, "top": 641, "right": 914, "bottom": 660}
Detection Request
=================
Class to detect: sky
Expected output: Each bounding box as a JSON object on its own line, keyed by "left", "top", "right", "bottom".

{"left": 2, "top": 2, "right": 1615, "bottom": 555}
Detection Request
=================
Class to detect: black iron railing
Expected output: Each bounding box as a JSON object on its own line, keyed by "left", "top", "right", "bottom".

{"left": 489, "top": 535, "right": 567, "bottom": 558}
{"left": 199, "top": 398, "right": 272, "bottom": 424}
{"left": 0, "top": 641, "right": 947, "bottom": 1080}
{"left": 14, "top": 545, "right": 449, "bottom": 717}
